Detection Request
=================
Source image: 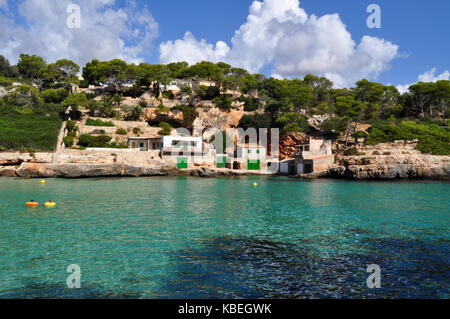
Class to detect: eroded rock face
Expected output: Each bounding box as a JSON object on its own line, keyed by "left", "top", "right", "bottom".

{"left": 329, "top": 141, "right": 450, "bottom": 180}
{"left": 279, "top": 132, "right": 308, "bottom": 159}
{"left": 16, "top": 163, "right": 57, "bottom": 178}
{"left": 143, "top": 105, "right": 247, "bottom": 132}
{"left": 144, "top": 108, "right": 184, "bottom": 127}
{"left": 328, "top": 164, "right": 450, "bottom": 180}
{"left": 307, "top": 114, "right": 331, "bottom": 129}
{"left": 194, "top": 108, "right": 245, "bottom": 131}
{"left": 0, "top": 167, "right": 18, "bottom": 177}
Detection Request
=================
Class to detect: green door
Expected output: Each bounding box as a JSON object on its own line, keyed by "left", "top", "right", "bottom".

{"left": 248, "top": 160, "right": 260, "bottom": 170}
{"left": 177, "top": 157, "right": 188, "bottom": 169}
{"left": 217, "top": 156, "right": 227, "bottom": 168}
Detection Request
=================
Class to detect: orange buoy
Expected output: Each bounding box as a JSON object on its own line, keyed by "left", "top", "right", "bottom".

{"left": 26, "top": 202, "right": 39, "bottom": 207}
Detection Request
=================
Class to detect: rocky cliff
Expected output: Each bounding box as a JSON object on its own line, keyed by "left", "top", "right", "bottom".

{"left": 144, "top": 105, "right": 247, "bottom": 132}
{"left": 328, "top": 141, "right": 450, "bottom": 180}
{"left": 279, "top": 132, "right": 308, "bottom": 159}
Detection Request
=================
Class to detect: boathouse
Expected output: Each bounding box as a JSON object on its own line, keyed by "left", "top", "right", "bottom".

{"left": 294, "top": 138, "right": 334, "bottom": 174}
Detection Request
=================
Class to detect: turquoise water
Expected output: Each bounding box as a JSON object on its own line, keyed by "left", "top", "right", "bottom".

{"left": 0, "top": 176, "right": 448, "bottom": 298}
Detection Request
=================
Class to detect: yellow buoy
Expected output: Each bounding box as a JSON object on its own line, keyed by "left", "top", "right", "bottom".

{"left": 41, "top": 180, "right": 46, "bottom": 184}
{"left": 253, "top": 183, "right": 258, "bottom": 187}
{"left": 44, "top": 201, "right": 56, "bottom": 208}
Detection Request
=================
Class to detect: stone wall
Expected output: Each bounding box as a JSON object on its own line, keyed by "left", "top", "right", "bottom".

{"left": 78, "top": 118, "right": 162, "bottom": 144}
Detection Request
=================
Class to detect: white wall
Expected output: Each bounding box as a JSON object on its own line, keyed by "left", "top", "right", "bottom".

{"left": 162, "top": 136, "right": 203, "bottom": 153}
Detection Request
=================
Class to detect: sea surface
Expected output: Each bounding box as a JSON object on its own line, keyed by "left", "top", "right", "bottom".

{"left": 0, "top": 176, "right": 448, "bottom": 299}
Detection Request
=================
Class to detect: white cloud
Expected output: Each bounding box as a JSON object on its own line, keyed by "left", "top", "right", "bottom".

{"left": 158, "top": 0, "right": 399, "bottom": 87}
{"left": 159, "top": 32, "right": 230, "bottom": 65}
{"left": 417, "top": 68, "right": 450, "bottom": 82}
{"left": 0, "top": 0, "right": 159, "bottom": 66}
{"left": 396, "top": 84, "right": 411, "bottom": 94}
{"left": 396, "top": 68, "right": 450, "bottom": 94}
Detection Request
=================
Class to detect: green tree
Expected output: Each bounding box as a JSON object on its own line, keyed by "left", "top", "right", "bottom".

{"left": 0, "top": 55, "right": 12, "bottom": 76}
{"left": 217, "top": 62, "right": 231, "bottom": 76}
{"left": 138, "top": 63, "right": 168, "bottom": 83}
{"left": 354, "top": 79, "right": 384, "bottom": 104}
{"left": 86, "top": 99, "right": 101, "bottom": 117}
{"left": 40, "top": 64, "right": 60, "bottom": 86}
{"left": 52, "top": 59, "right": 80, "bottom": 85}
{"left": 41, "top": 88, "right": 69, "bottom": 103}
{"left": 113, "top": 93, "right": 122, "bottom": 107}
{"left": 435, "top": 80, "right": 450, "bottom": 120}
{"left": 409, "top": 82, "right": 438, "bottom": 117}
{"left": 125, "top": 105, "right": 143, "bottom": 121}
{"left": 198, "top": 85, "right": 220, "bottom": 100}
{"left": 62, "top": 93, "right": 88, "bottom": 109}
{"left": 276, "top": 113, "right": 311, "bottom": 134}
{"left": 100, "top": 59, "right": 129, "bottom": 89}
{"left": 98, "top": 95, "right": 115, "bottom": 118}
{"left": 303, "top": 74, "right": 333, "bottom": 105}
{"left": 185, "top": 61, "right": 223, "bottom": 80}
{"left": 158, "top": 122, "right": 173, "bottom": 136}
{"left": 335, "top": 96, "right": 363, "bottom": 118}
{"left": 82, "top": 59, "right": 101, "bottom": 85}
{"left": 17, "top": 54, "right": 46, "bottom": 79}
{"left": 166, "top": 61, "right": 189, "bottom": 78}
{"left": 319, "top": 117, "right": 347, "bottom": 137}
{"left": 238, "top": 114, "right": 272, "bottom": 130}
{"left": 238, "top": 96, "right": 259, "bottom": 112}
{"left": 213, "top": 95, "right": 233, "bottom": 112}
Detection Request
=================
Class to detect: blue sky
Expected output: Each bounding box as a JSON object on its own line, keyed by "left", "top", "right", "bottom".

{"left": 0, "top": 0, "right": 449, "bottom": 89}
{"left": 147, "top": 0, "right": 449, "bottom": 86}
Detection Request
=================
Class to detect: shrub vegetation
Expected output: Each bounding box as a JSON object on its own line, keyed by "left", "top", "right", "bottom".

{"left": 0, "top": 104, "right": 63, "bottom": 151}
{"left": 85, "top": 118, "right": 115, "bottom": 127}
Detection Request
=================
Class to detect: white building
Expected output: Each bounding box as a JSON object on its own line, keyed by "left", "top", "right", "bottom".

{"left": 294, "top": 138, "right": 334, "bottom": 174}
{"left": 235, "top": 143, "right": 267, "bottom": 171}
{"left": 128, "top": 136, "right": 163, "bottom": 152}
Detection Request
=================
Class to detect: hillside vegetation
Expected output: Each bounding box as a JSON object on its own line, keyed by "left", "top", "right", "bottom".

{"left": 0, "top": 103, "right": 63, "bottom": 151}
{"left": 0, "top": 53, "right": 449, "bottom": 154}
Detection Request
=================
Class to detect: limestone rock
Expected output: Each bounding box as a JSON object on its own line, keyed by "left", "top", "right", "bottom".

{"left": 0, "top": 167, "right": 18, "bottom": 177}
{"left": 16, "top": 163, "right": 57, "bottom": 178}
{"left": 279, "top": 132, "right": 308, "bottom": 159}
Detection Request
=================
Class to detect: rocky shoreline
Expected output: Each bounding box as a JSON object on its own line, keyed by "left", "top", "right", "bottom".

{"left": 1, "top": 161, "right": 449, "bottom": 180}
{"left": 0, "top": 162, "right": 272, "bottom": 179}
{"left": 326, "top": 164, "right": 450, "bottom": 181}
{"left": 1, "top": 139, "right": 449, "bottom": 180}
{"left": 325, "top": 140, "right": 450, "bottom": 181}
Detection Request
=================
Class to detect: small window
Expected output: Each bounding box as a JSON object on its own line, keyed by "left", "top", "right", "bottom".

{"left": 248, "top": 150, "right": 251, "bottom": 154}
{"left": 256, "top": 150, "right": 260, "bottom": 154}
{"left": 140, "top": 143, "right": 144, "bottom": 148}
